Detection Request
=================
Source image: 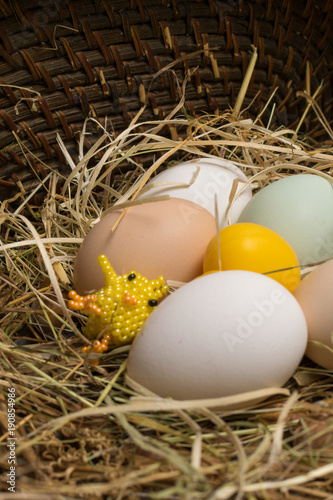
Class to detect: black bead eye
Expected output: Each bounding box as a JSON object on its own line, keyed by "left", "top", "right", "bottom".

{"left": 148, "top": 299, "right": 158, "bottom": 307}
{"left": 127, "top": 273, "right": 136, "bottom": 281}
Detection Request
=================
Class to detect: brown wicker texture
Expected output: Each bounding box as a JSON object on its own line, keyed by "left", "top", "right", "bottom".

{"left": 0, "top": 0, "right": 333, "bottom": 203}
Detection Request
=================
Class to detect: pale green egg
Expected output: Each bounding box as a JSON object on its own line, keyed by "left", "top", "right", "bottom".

{"left": 238, "top": 174, "right": 333, "bottom": 266}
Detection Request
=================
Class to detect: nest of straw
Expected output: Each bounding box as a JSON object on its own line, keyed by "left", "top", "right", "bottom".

{"left": 1, "top": 62, "right": 333, "bottom": 500}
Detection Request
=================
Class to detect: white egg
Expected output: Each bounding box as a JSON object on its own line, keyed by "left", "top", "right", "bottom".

{"left": 127, "top": 271, "right": 307, "bottom": 402}
{"left": 137, "top": 158, "right": 252, "bottom": 228}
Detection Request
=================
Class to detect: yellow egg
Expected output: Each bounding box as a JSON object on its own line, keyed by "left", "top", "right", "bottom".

{"left": 203, "top": 223, "right": 301, "bottom": 292}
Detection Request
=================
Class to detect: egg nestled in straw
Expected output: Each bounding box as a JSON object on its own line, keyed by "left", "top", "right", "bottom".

{"left": 127, "top": 271, "right": 307, "bottom": 405}
{"left": 238, "top": 174, "right": 333, "bottom": 266}
{"left": 293, "top": 259, "right": 333, "bottom": 369}
{"left": 137, "top": 158, "right": 252, "bottom": 228}
{"left": 74, "top": 198, "right": 217, "bottom": 295}
{"left": 203, "top": 222, "right": 301, "bottom": 292}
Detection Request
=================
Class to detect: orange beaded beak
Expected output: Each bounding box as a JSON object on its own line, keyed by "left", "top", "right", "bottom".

{"left": 123, "top": 291, "right": 138, "bottom": 306}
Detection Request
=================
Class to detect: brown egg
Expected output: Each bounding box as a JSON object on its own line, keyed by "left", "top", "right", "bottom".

{"left": 74, "top": 198, "right": 217, "bottom": 295}
{"left": 293, "top": 259, "right": 333, "bottom": 369}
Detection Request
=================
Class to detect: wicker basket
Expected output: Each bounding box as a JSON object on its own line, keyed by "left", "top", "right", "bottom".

{"left": 0, "top": 0, "right": 332, "bottom": 203}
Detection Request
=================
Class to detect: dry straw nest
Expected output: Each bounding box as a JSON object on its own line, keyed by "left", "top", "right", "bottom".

{"left": 1, "top": 101, "right": 333, "bottom": 499}
{"left": 1, "top": 1, "right": 333, "bottom": 500}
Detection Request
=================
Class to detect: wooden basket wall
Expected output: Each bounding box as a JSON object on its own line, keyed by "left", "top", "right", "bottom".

{"left": 0, "top": 0, "right": 333, "bottom": 204}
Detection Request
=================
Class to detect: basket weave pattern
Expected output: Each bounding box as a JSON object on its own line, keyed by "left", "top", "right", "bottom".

{"left": 0, "top": 0, "right": 332, "bottom": 202}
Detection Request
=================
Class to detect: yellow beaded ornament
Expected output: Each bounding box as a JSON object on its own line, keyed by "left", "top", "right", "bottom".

{"left": 68, "top": 255, "right": 169, "bottom": 362}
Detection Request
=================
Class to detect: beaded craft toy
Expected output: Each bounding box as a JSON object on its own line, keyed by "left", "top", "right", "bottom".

{"left": 68, "top": 255, "right": 169, "bottom": 363}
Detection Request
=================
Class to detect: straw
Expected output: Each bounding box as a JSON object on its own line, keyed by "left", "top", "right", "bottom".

{"left": 1, "top": 73, "right": 333, "bottom": 499}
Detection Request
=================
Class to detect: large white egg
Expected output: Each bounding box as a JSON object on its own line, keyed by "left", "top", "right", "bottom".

{"left": 127, "top": 271, "right": 307, "bottom": 401}
{"left": 137, "top": 158, "right": 252, "bottom": 228}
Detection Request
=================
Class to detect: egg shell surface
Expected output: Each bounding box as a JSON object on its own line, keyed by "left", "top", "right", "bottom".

{"left": 293, "top": 259, "right": 333, "bottom": 369}
{"left": 74, "top": 198, "right": 217, "bottom": 295}
{"left": 127, "top": 270, "right": 307, "bottom": 401}
{"left": 137, "top": 158, "right": 252, "bottom": 228}
{"left": 238, "top": 174, "right": 333, "bottom": 266}
{"left": 203, "top": 223, "right": 301, "bottom": 292}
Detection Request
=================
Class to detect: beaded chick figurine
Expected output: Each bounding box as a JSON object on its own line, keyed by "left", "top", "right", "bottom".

{"left": 68, "top": 255, "right": 169, "bottom": 363}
